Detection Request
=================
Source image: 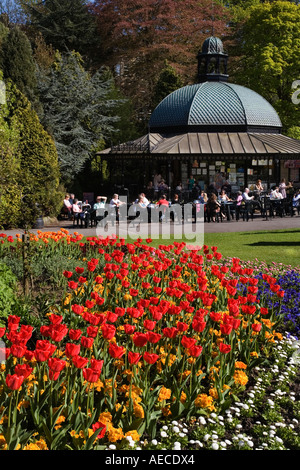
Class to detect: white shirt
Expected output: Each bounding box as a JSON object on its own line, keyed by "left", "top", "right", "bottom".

{"left": 242, "top": 192, "right": 253, "bottom": 201}
{"left": 270, "top": 190, "right": 283, "bottom": 200}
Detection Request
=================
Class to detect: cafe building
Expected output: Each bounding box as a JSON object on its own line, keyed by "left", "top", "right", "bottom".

{"left": 100, "top": 36, "right": 300, "bottom": 199}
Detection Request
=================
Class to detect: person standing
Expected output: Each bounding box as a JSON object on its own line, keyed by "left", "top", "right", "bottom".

{"left": 93, "top": 196, "right": 107, "bottom": 226}
{"left": 279, "top": 178, "right": 292, "bottom": 199}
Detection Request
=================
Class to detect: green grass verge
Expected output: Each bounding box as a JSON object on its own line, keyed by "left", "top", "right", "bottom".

{"left": 146, "top": 228, "right": 300, "bottom": 267}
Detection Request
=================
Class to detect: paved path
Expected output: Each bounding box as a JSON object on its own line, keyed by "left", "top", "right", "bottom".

{"left": 1, "top": 214, "right": 299, "bottom": 238}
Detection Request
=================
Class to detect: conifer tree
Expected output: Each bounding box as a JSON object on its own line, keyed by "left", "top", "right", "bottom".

{"left": 0, "top": 26, "right": 37, "bottom": 102}
{"left": 23, "top": 0, "right": 97, "bottom": 57}
{"left": 36, "top": 51, "right": 120, "bottom": 183}
{"left": 152, "top": 62, "right": 184, "bottom": 109}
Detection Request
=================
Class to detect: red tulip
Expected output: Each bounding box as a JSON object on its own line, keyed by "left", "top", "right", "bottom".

{"left": 48, "top": 370, "right": 61, "bottom": 381}
{"left": 162, "top": 327, "right": 178, "bottom": 339}
{"left": 34, "top": 340, "right": 56, "bottom": 362}
{"left": 65, "top": 343, "right": 81, "bottom": 358}
{"left": 91, "top": 422, "right": 106, "bottom": 439}
{"left": 115, "top": 307, "right": 125, "bottom": 317}
{"left": 10, "top": 344, "right": 26, "bottom": 358}
{"left": 86, "top": 325, "right": 98, "bottom": 338}
{"left": 143, "top": 319, "right": 156, "bottom": 331}
{"left": 220, "top": 323, "right": 233, "bottom": 336}
{"left": 50, "top": 324, "right": 68, "bottom": 342}
{"left": 192, "top": 318, "right": 206, "bottom": 333}
{"left": 68, "top": 281, "right": 78, "bottom": 290}
{"left": 181, "top": 335, "right": 196, "bottom": 349}
{"left": 219, "top": 343, "right": 231, "bottom": 354}
{"left": 108, "top": 342, "right": 125, "bottom": 359}
{"left": 75, "top": 267, "right": 85, "bottom": 274}
{"left": 71, "top": 304, "right": 84, "bottom": 315}
{"left": 232, "top": 318, "right": 241, "bottom": 330}
{"left": 63, "top": 271, "right": 73, "bottom": 278}
{"left": 7, "top": 315, "right": 20, "bottom": 331}
{"left": 48, "top": 357, "right": 66, "bottom": 372}
{"left": 241, "top": 305, "right": 256, "bottom": 315}
{"left": 14, "top": 364, "right": 33, "bottom": 379}
{"left": 133, "top": 332, "right": 148, "bottom": 347}
{"left": 128, "top": 351, "right": 142, "bottom": 365}
{"left": 90, "top": 359, "right": 104, "bottom": 372}
{"left": 85, "top": 300, "right": 95, "bottom": 309}
{"left": 69, "top": 329, "right": 82, "bottom": 340}
{"left": 106, "top": 312, "right": 118, "bottom": 323}
{"left": 210, "top": 311, "right": 222, "bottom": 322}
{"left": 0, "top": 327, "right": 5, "bottom": 338}
{"left": 251, "top": 323, "right": 262, "bottom": 333}
{"left": 40, "top": 325, "right": 51, "bottom": 337}
{"left": 188, "top": 345, "right": 203, "bottom": 357}
{"left": 260, "top": 308, "right": 268, "bottom": 316}
{"left": 81, "top": 336, "right": 94, "bottom": 349}
{"left": 147, "top": 332, "right": 161, "bottom": 344}
{"left": 82, "top": 367, "right": 101, "bottom": 383}
{"left": 48, "top": 314, "right": 63, "bottom": 325}
{"left": 101, "top": 324, "right": 116, "bottom": 340}
{"left": 72, "top": 355, "right": 89, "bottom": 369}
{"left": 123, "top": 324, "right": 136, "bottom": 335}
{"left": 143, "top": 352, "right": 159, "bottom": 364}
{"left": 6, "top": 373, "right": 24, "bottom": 390}
{"left": 177, "top": 321, "right": 189, "bottom": 332}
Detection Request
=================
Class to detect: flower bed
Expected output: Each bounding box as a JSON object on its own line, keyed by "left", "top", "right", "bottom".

{"left": 0, "top": 230, "right": 299, "bottom": 450}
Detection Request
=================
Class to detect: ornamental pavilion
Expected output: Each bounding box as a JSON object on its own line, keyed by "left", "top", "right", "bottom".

{"left": 99, "top": 36, "right": 300, "bottom": 200}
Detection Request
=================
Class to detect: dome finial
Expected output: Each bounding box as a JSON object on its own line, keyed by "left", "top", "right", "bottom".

{"left": 197, "top": 36, "right": 229, "bottom": 83}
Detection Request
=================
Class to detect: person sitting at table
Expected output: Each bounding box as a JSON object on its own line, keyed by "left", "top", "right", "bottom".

{"left": 72, "top": 199, "right": 84, "bottom": 226}
{"left": 218, "top": 189, "right": 232, "bottom": 219}
{"left": 196, "top": 190, "right": 207, "bottom": 204}
{"left": 235, "top": 191, "right": 243, "bottom": 221}
{"left": 270, "top": 187, "right": 283, "bottom": 200}
{"left": 170, "top": 193, "right": 182, "bottom": 223}
{"left": 81, "top": 200, "right": 92, "bottom": 227}
{"left": 156, "top": 194, "right": 169, "bottom": 222}
{"left": 293, "top": 190, "right": 300, "bottom": 214}
{"left": 135, "top": 193, "right": 150, "bottom": 206}
{"left": 63, "top": 193, "right": 73, "bottom": 218}
{"left": 218, "top": 189, "right": 231, "bottom": 203}
{"left": 255, "top": 180, "right": 264, "bottom": 193}
{"left": 206, "top": 193, "right": 222, "bottom": 222}
{"left": 243, "top": 187, "right": 262, "bottom": 214}
{"left": 242, "top": 188, "right": 254, "bottom": 202}
{"left": 136, "top": 196, "right": 148, "bottom": 222}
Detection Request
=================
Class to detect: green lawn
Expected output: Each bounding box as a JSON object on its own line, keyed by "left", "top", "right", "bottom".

{"left": 147, "top": 228, "right": 300, "bottom": 267}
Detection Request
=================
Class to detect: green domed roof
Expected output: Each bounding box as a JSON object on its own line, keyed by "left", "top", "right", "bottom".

{"left": 149, "top": 81, "right": 282, "bottom": 133}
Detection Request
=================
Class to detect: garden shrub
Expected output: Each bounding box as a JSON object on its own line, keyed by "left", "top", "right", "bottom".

{"left": 0, "top": 261, "right": 18, "bottom": 326}
{"left": 0, "top": 77, "right": 64, "bottom": 228}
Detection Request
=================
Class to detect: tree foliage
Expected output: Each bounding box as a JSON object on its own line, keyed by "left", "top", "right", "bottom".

{"left": 36, "top": 51, "right": 121, "bottom": 183}
{"left": 90, "top": 0, "right": 230, "bottom": 128}
{"left": 22, "top": 0, "right": 98, "bottom": 58}
{"left": 229, "top": 0, "right": 300, "bottom": 132}
{"left": 152, "top": 61, "right": 184, "bottom": 109}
